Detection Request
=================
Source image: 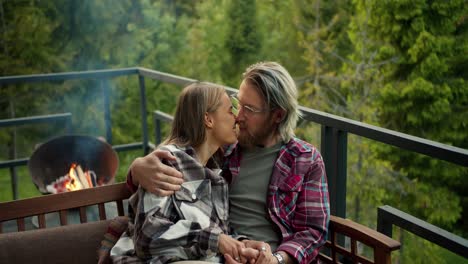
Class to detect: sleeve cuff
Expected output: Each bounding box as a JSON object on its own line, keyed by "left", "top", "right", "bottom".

{"left": 126, "top": 170, "right": 138, "bottom": 193}
{"left": 199, "top": 229, "right": 222, "bottom": 254}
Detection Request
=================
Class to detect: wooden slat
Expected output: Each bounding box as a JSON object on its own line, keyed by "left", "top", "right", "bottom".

{"left": 318, "top": 253, "right": 333, "bottom": 263}
{"left": 38, "top": 214, "right": 46, "bottom": 228}
{"left": 331, "top": 226, "right": 337, "bottom": 263}
{"left": 79, "top": 207, "right": 87, "bottom": 223}
{"left": 117, "top": 200, "right": 125, "bottom": 216}
{"left": 98, "top": 203, "right": 106, "bottom": 220}
{"left": 351, "top": 238, "right": 357, "bottom": 263}
{"left": 59, "top": 210, "right": 67, "bottom": 225}
{"left": 17, "top": 218, "right": 25, "bottom": 231}
{"left": 355, "top": 254, "right": 374, "bottom": 264}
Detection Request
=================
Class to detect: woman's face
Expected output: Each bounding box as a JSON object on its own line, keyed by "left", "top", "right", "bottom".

{"left": 207, "top": 92, "right": 238, "bottom": 147}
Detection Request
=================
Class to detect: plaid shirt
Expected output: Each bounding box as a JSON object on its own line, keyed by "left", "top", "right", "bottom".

{"left": 223, "top": 137, "right": 330, "bottom": 264}
{"left": 113, "top": 144, "right": 229, "bottom": 264}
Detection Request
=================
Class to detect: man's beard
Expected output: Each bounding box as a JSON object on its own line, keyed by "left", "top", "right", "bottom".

{"left": 237, "top": 122, "right": 275, "bottom": 148}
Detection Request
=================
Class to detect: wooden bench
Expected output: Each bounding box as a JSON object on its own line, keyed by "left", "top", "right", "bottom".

{"left": 0, "top": 182, "right": 400, "bottom": 263}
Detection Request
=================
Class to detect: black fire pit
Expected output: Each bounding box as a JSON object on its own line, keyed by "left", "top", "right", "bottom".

{"left": 28, "top": 135, "right": 119, "bottom": 194}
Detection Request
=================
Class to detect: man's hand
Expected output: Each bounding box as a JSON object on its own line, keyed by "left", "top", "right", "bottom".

{"left": 130, "top": 149, "right": 184, "bottom": 196}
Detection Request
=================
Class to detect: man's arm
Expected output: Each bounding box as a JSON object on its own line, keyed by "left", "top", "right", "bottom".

{"left": 276, "top": 155, "right": 329, "bottom": 264}
{"left": 126, "top": 149, "right": 184, "bottom": 195}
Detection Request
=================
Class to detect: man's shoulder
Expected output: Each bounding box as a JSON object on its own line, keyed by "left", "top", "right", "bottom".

{"left": 282, "top": 138, "right": 324, "bottom": 163}
{"left": 284, "top": 137, "right": 318, "bottom": 154}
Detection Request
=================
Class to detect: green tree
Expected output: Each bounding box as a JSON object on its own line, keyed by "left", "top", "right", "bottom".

{"left": 256, "top": 0, "right": 308, "bottom": 76}
{"left": 222, "top": 0, "right": 261, "bottom": 87}
{"left": 294, "top": 0, "right": 353, "bottom": 113}
{"left": 364, "top": 0, "right": 467, "bottom": 231}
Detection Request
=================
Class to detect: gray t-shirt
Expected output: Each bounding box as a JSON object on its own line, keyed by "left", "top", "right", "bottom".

{"left": 228, "top": 143, "right": 282, "bottom": 251}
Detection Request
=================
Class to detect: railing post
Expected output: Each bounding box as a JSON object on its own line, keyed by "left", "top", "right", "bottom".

{"left": 9, "top": 167, "right": 18, "bottom": 200}
{"left": 138, "top": 75, "right": 149, "bottom": 154}
{"left": 377, "top": 206, "right": 393, "bottom": 237}
{"left": 155, "top": 119, "right": 162, "bottom": 145}
{"left": 321, "top": 126, "right": 347, "bottom": 218}
{"left": 101, "top": 79, "right": 112, "bottom": 144}
{"left": 153, "top": 110, "right": 174, "bottom": 147}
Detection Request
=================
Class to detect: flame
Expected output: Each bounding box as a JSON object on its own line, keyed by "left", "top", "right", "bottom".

{"left": 65, "top": 163, "right": 83, "bottom": 191}
{"left": 46, "top": 163, "right": 98, "bottom": 193}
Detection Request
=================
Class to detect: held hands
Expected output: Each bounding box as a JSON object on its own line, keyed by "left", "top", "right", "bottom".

{"left": 224, "top": 240, "right": 279, "bottom": 264}
{"left": 242, "top": 241, "right": 278, "bottom": 264}
{"left": 219, "top": 235, "right": 259, "bottom": 264}
{"left": 130, "top": 149, "right": 184, "bottom": 196}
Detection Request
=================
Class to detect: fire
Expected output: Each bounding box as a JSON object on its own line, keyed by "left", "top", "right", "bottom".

{"left": 46, "top": 163, "right": 98, "bottom": 194}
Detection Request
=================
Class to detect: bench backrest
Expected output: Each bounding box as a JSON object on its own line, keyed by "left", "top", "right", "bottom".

{"left": 0, "top": 183, "right": 131, "bottom": 232}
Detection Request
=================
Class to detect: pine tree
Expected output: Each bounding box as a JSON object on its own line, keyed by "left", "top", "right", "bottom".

{"left": 364, "top": 0, "right": 468, "bottom": 234}
{"left": 222, "top": 0, "right": 261, "bottom": 87}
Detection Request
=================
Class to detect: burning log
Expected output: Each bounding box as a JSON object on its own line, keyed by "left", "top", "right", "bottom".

{"left": 89, "top": 171, "right": 97, "bottom": 187}
{"left": 76, "top": 165, "right": 90, "bottom": 189}
{"left": 68, "top": 164, "right": 84, "bottom": 190}
{"left": 45, "top": 164, "right": 99, "bottom": 194}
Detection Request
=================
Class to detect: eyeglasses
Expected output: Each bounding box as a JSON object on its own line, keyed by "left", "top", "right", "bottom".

{"left": 230, "top": 94, "right": 270, "bottom": 117}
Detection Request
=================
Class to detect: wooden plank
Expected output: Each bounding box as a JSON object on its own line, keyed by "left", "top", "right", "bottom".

{"left": 117, "top": 200, "right": 125, "bottom": 216}
{"left": 17, "top": 218, "right": 25, "bottom": 231}
{"left": 59, "top": 210, "right": 67, "bottom": 225}
{"left": 38, "top": 214, "right": 46, "bottom": 228}
{"left": 98, "top": 203, "right": 106, "bottom": 220}
{"left": 79, "top": 207, "right": 87, "bottom": 223}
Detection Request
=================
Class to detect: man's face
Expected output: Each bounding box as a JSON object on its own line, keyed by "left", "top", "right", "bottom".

{"left": 235, "top": 80, "right": 278, "bottom": 148}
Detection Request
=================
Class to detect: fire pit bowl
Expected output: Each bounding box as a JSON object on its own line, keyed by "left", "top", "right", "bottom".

{"left": 28, "top": 135, "right": 119, "bottom": 194}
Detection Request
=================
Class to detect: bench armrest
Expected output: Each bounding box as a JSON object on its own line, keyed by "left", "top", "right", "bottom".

{"left": 319, "top": 215, "right": 400, "bottom": 264}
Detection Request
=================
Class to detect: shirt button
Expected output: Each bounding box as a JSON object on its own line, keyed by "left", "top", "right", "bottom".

{"left": 192, "top": 194, "right": 197, "bottom": 200}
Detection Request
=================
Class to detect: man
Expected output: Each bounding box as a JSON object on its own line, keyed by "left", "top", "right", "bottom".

{"left": 127, "top": 62, "right": 329, "bottom": 264}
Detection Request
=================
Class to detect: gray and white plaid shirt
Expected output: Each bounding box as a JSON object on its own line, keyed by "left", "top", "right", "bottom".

{"left": 111, "top": 144, "right": 229, "bottom": 264}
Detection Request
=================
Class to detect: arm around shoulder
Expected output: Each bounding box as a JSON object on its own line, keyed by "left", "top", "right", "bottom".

{"left": 125, "top": 149, "right": 184, "bottom": 195}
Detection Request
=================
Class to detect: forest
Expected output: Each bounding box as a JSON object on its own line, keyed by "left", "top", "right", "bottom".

{"left": 0, "top": 0, "right": 467, "bottom": 263}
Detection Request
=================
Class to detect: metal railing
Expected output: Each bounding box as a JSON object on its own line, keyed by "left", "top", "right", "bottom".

{"left": 0, "top": 113, "right": 73, "bottom": 199}
{"left": 378, "top": 205, "right": 468, "bottom": 258}
{"left": 1, "top": 67, "right": 467, "bottom": 257}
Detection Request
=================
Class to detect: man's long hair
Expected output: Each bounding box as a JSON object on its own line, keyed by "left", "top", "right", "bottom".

{"left": 243, "top": 61, "right": 301, "bottom": 142}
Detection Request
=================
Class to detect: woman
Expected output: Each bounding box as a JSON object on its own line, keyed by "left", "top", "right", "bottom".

{"left": 111, "top": 82, "right": 250, "bottom": 263}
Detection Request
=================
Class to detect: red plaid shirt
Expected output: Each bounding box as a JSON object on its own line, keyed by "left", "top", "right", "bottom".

{"left": 223, "top": 138, "right": 329, "bottom": 264}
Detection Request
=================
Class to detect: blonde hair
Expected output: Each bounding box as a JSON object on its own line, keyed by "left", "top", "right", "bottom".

{"left": 243, "top": 61, "right": 301, "bottom": 141}
{"left": 164, "top": 82, "right": 226, "bottom": 147}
